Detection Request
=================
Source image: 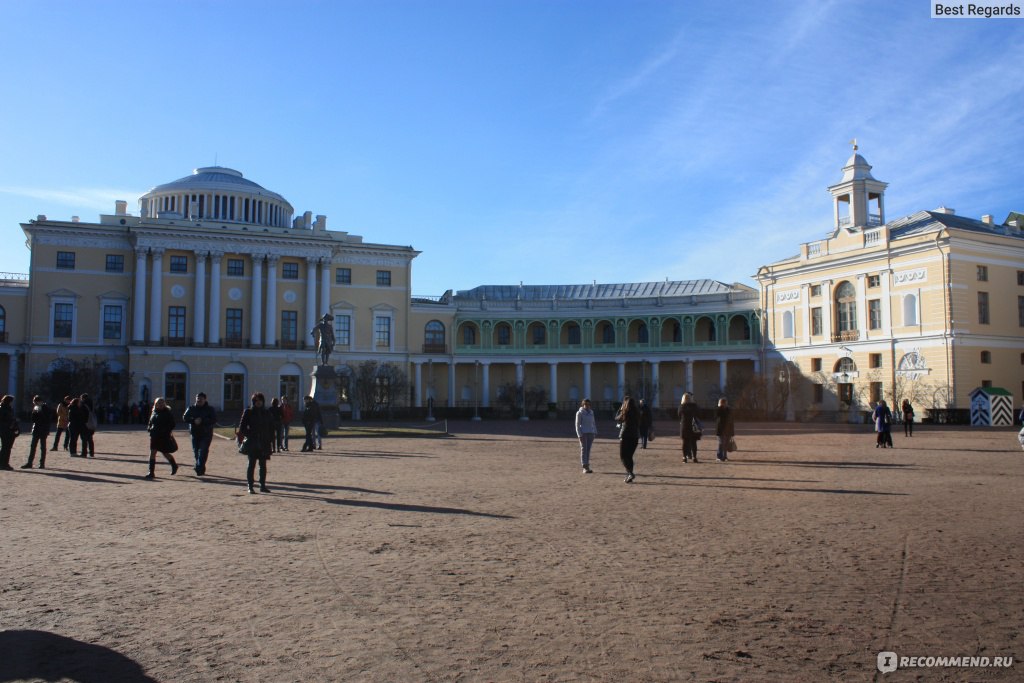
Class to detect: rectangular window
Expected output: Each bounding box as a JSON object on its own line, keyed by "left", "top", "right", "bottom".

{"left": 280, "top": 310, "right": 298, "bottom": 342}
{"left": 168, "top": 306, "right": 186, "bottom": 340}
{"left": 870, "top": 382, "right": 883, "bottom": 404}
{"left": 810, "top": 284, "right": 821, "bottom": 297}
{"left": 282, "top": 262, "right": 299, "bottom": 280}
{"left": 374, "top": 316, "right": 391, "bottom": 346}
{"left": 56, "top": 251, "right": 76, "bottom": 270}
{"left": 869, "top": 353, "right": 882, "bottom": 369}
{"left": 981, "top": 351, "right": 992, "bottom": 364}
{"left": 226, "top": 259, "right": 244, "bottom": 276}
{"left": 336, "top": 268, "right": 352, "bottom": 285}
{"left": 868, "top": 299, "right": 882, "bottom": 329}
{"left": 811, "top": 358, "right": 822, "bottom": 372}
{"left": 977, "top": 265, "right": 988, "bottom": 282}
{"left": 279, "top": 375, "right": 300, "bottom": 406}
{"left": 813, "top": 384, "right": 824, "bottom": 403}
{"left": 867, "top": 274, "right": 880, "bottom": 288}
{"left": 981, "top": 379, "right": 992, "bottom": 388}
{"left": 334, "top": 314, "right": 351, "bottom": 346}
{"left": 811, "top": 307, "right": 822, "bottom": 336}
{"left": 978, "top": 292, "right": 990, "bottom": 324}
{"left": 103, "top": 305, "right": 123, "bottom": 340}
{"left": 1019, "top": 296, "right": 1024, "bottom": 327}
{"left": 1018, "top": 270, "right": 1024, "bottom": 286}
{"left": 53, "top": 303, "right": 73, "bottom": 338}
{"left": 105, "top": 254, "right": 124, "bottom": 272}
{"left": 376, "top": 270, "right": 391, "bottom": 287}
{"left": 169, "top": 255, "right": 188, "bottom": 273}
{"left": 226, "top": 308, "right": 243, "bottom": 342}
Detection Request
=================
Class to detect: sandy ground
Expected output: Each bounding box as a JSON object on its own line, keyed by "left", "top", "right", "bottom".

{"left": 0, "top": 419, "right": 1021, "bottom": 683}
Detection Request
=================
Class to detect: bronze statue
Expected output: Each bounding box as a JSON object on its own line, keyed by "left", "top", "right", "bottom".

{"left": 311, "top": 314, "right": 335, "bottom": 366}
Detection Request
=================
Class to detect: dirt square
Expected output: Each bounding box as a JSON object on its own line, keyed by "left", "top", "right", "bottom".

{"left": 1, "top": 419, "right": 1021, "bottom": 682}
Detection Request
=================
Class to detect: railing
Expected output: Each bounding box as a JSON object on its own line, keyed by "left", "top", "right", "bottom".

{"left": 831, "top": 330, "right": 860, "bottom": 342}
{"left": 807, "top": 242, "right": 822, "bottom": 257}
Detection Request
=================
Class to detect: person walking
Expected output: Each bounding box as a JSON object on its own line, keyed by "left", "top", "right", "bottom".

{"left": 714, "top": 397, "right": 735, "bottom": 462}
{"left": 67, "top": 397, "right": 87, "bottom": 457}
{"left": 301, "top": 396, "right": 322, "bottom": 452}
{"left": 145, "top": 397, "right": 179, "bottom": 479}
{"left": 51, "top": 396, "right": 71, "bottom": 452}
{"left": 901, "top": 399, "right": 914, "bottom": 437}
{"left": 574, "top": 398, "right": 597, "bottom": 473}
{"left": 677, "top": 393, "right": 701, "bottom": 463}
{"left": 0, "top": 395, "right": 18, "bottom": 470}
{"left": 78, "top": 393, "right": 96, "bottom": 458}
{"left": 238, "top": 392, "right": 274, "bottom": 494}
{"left": 268, "top": 397, "right": 284, "bottom": 454}
{"left": 616, "top": 396, "right": 640, "bottom": 483}
{"left": 873, "top": 400, "right": 894, "bottom": 448}
{"left": 638, "top": 399, "right": 653, "bottom": 449}
{"left": 183, "top": 392, "right": 217, "bottom": 476}
{"left": 21, "top": 396, "right": 52, "bottom": 469}
{"left": 280, "top": 396, "right": 294, "bottom": 451}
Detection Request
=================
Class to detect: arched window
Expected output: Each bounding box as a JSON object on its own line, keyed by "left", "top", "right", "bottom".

{"left": 495, "top": 323, "right": 512, "bottom": 346}
{"left": 637, "top": 323, "right": 649, "bottom": 344}
{"left": 596, "top": 322, "right": 615, "bottom": 345}
{"left": 461, "top": 324, "right": 477, "bottom": 346}
{"left": 425, "top": 321, "right": 445, "bottom": 351}
{"left": 564, "top": 322, "right": 581, "bottom": 345}
{"left": 528, "top": 322, "right": 546, "bottom": 345}
{"left": 835, "top": 281, "right": 857, "bottom": 334}
{"left": 903, "top": 294, "right": 918, "bottom": 326}
{"left": 694, "top": 316, "right": 716, "bottom": 342}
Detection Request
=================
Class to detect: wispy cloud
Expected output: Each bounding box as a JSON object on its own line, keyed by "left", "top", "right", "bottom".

{"left": 0, "top": 186, "right": 141, "bottom": 213}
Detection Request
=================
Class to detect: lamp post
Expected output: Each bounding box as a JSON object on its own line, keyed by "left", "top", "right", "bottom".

{"left": 778, "top": 362, "right": 795, "bottom": 422}
{"left": 426, "top": 359, "right": 435, "bottom": 422}
{"left": 472, "top": 360, "right": 481, "bottom": 421}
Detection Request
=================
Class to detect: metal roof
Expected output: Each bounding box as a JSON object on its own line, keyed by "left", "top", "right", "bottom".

{"left": 453, "top": 280, "right": 751, "bottom": 302}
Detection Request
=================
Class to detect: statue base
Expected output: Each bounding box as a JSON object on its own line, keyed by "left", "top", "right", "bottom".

{"left": 310, "top": 365, "right": 341, "bottom": 430}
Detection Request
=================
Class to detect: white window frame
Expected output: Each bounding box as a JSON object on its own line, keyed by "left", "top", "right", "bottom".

{"left": 99, "top": 298, "right": 127, "bottom": 343}
{"left": 332, "top": 305, "right": 355, "bottom": 350}
{"left": 49, "top": 294, "right": 78, "bottom": 343}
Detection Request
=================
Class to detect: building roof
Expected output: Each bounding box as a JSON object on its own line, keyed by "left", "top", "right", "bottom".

{"left": 453, "top": 280, "right": 752, "bottom": 302}
{"left": 888, "top": 210, "right": 1024, "bottom": 240}
{"left": 142, "top": 167, "right": 291, "bottom": 207}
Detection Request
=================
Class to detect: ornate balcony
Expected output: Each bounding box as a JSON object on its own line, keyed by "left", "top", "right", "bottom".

{"left": 831, "top": 330, "right": 860, "bottom": 343}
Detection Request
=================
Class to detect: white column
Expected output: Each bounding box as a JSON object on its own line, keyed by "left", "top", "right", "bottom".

{"left": 719, "top": 360, "right": 728, "bottom": 392}
{"left": 616, "top": 361, "right": 625, "bottom": 399}
{"left": 549, "top": 362, "right": 558, "bottom": 405}
{"left": 149, "top": 248, "right": 164, "bottom": 343}
{"left": 193, "top": 252, "right": 207, "bottom": 345}
{"left": 265, "top": 255, "right": 279, "bottom": 346}
{"left": 823, "top": 280, "right": 833, "bottom": 342}
{"left": 413, "top": 362, "right": 423, "bottom": 408}
{"left": 250, "top": 255, "right": 263, "bottom": 345}
{"left": 515, "top": 362, "right": 524, "bottom": 386}
{"left": 208, "top": 253, "right": 222, "bottom": 345}
{"left": 801, "top": 284, "right": 811, "bottom": 344}
{"left": 651, "top": 361, "right": 660, "bottom": 408}
{"left": 305, "top": 257, "right": 318, "bottom": 337}
{"left": 481, "top": 362, "right": 491, "bottom": 408}
{"left": 320, "top": 258, "right": 331, "bottom": 315}
{"left": 133, "top": 247, "right": 147, "bottom": 343}
{"left": 685, "top": 360, "right": 694, "bottom": 393}
{"left": 856, "top": 274, "right": 867, "bottom": 339}
{"left": 582, "top": 362, "right": 592, "bottom": 400}
{"left": 447, "top": 363, "right": 456, "bottom": 408}
{"left": 881, "top": 269, "right": 892, "bottom": 336}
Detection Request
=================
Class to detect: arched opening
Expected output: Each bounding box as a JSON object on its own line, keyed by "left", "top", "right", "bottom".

{"left": 424, "top": 320, "right": 446, "bottom": 353}
{"left": 835, "top": 281, "right": 858, "bottom": 340}
{"left": 596, "top": 321, "right": 615, "bottom": 345}
{"left": 494, "top": 322, "right": 512, "bottom": 346}
{"left": 560, "top": 321, "right": 581, "bottom": 346}
{"left": 527, "top": 322, "right": 546, "bottom": 346}
{"left": 694, "top": 316, "right": 716, "bottom": 343}
{"left": 458, "top": 322, "right": 478, "bottom": 347}
{"left": 728, "top": 315, "right": 751, "bottom": 341}
{"left": 903, "top": 293, "right": 918, "bottom": 326}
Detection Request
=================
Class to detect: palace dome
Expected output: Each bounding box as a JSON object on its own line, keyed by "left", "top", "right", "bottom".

{"left": 139, "top": 167, "right": 294, "bottom": 227}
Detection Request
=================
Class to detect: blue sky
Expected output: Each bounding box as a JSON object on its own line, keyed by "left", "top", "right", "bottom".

{"left": 2, "top": 0, "right": 1022, "bottom": 295}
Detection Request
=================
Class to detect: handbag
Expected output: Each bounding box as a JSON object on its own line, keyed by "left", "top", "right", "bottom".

{"left": 237, "top": 437, "right": 252, "bottom": 456}
{"left": 727, "top": 436, "right": 737, "bottom": 453}
{"left": 692, "top": 417, "right": 703, "bottom": 440}
{"left": 167, "top": 434, "right": 178, "bottom": 454}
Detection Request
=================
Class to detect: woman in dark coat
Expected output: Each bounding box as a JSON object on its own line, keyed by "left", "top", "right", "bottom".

{"left": 145, "top": 397, "right": 178, "bottom": 479}
{"left": 67, "top": 397, "right": 87, "bottom": 457}
{"left": 268, "top": 397, "right": 284, "bottom": 453}
{"left": 0, "top": 394, "right": 18, "bottom": 470}
{"left": 616, "top": 395, "right": 640, "bottom": 483}
{"left": 677, "top": 393, "right": 700, "bottom": 463}
{"left": 714, "top": 397, "right": 735, "bottom": 462}
{"left": 78, "top": 393, "right": 96, "bottom": 458}
{"left": 238, "top": 392, "right": 274, "bottom": 494}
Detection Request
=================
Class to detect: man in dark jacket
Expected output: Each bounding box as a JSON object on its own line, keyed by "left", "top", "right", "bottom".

{"left": 183, "top": 392, "right": 217, "bottom": 476}
{"left": 22, "top": 395, "right": 52, "bottom": 469}
{"left": 301, "top": 396, "right": 323, "bottom": 451}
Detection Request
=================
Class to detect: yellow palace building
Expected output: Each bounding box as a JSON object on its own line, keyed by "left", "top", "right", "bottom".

{"left": 756, "top": 149, "right": 1024, "bottom": 421}
{"left": 0, "top": 151, "right": 1020, "bottom": 420}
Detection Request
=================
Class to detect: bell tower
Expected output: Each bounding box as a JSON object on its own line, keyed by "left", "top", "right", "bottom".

{"left": 828, "top": 141, "right": 888, "bottom": 232}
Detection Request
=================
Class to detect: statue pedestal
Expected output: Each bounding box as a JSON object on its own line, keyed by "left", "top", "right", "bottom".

{"left": 310, "top": 365, "right": 340, "bottom": 430}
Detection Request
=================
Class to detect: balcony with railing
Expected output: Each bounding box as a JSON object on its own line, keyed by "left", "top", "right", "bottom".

{"left": 831, "top": 330, "right": 860, "bottom": 343}
{"left": 422, "top": 343, "right": 448, "bottom": 354}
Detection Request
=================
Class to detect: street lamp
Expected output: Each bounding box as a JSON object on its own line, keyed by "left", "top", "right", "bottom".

{"left": 425, "top": 359, "right": 435, "bottom": 422}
